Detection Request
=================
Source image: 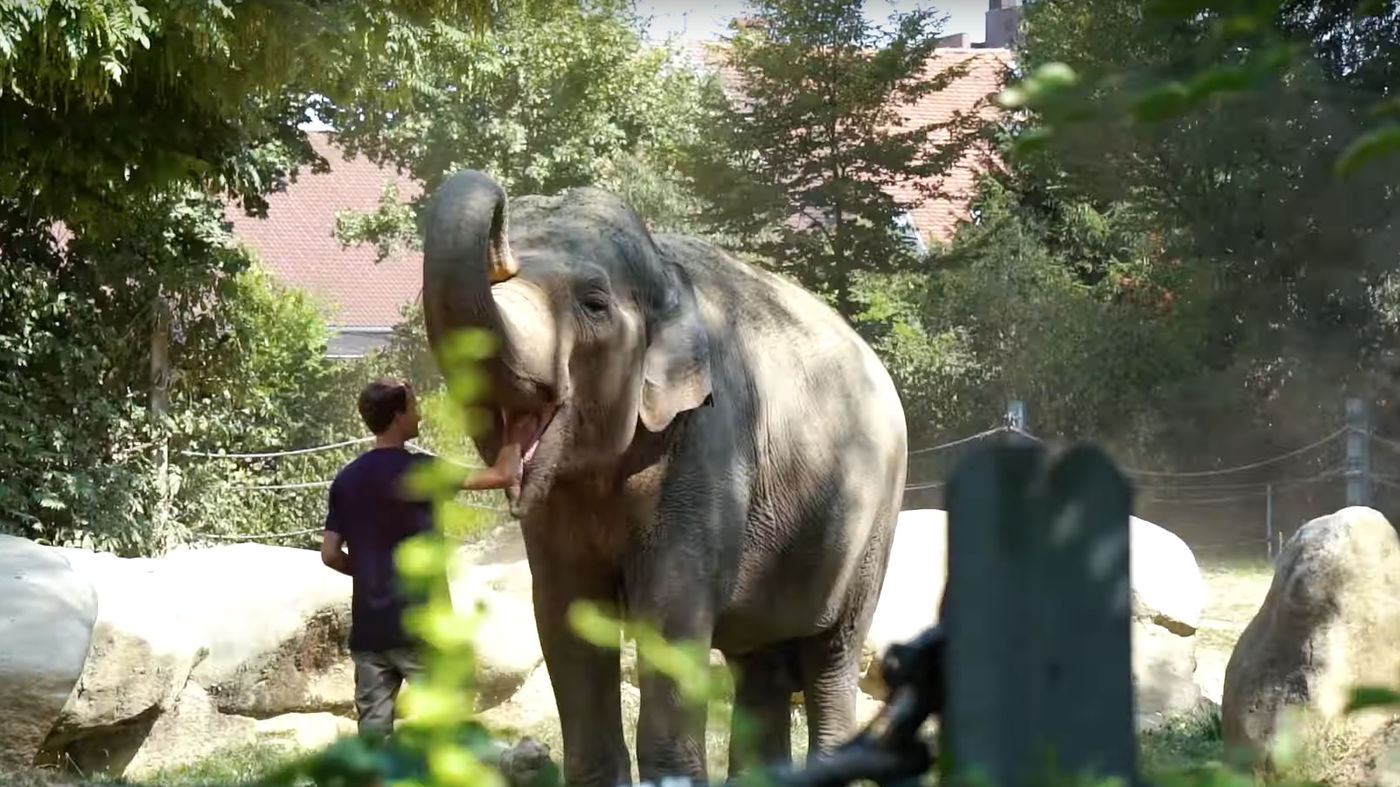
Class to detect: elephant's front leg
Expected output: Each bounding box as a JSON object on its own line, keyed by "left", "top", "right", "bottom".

{"left": 627, "top": 565, "right": 715, "bottom": 783}
{"left": 533, "top": 575, "right": 631, "bottom": 787}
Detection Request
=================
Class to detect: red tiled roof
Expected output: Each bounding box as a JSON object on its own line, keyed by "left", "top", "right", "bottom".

{"left": 227, "top": 133, "right": 425, "bottom": 328}
{"left": 890, "top": 48, "right": 1014, "bottom": 246}
{"left": 235, "top": 45, "right": 1011, "bottom": 329}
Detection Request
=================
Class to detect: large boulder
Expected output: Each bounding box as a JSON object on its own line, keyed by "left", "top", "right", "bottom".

{"left": 39, "top": 542, "right": 357, "bottom": 776}
{"left": 166, "top": 543, "right": 356, "bottom": 717}
{"left": 862, "top": 508, "right": 946, "bottom": 691}
{"left": 35, "top": 531, "right": 558, "bottom": 779}
{"left": 1129, "top": 514, "right": 1206, "bottom": 727}
{"left": 42, "top": 550, "right": 208, "bottom": 749}
{"left": 1221, "top": 506, "right": 1400, "bottom": 775}
{"left": 0, "top": 535, "right": 98, "bottom": 770}
{"left": 861, "top": 509, "right": 1206, "bottom": 728}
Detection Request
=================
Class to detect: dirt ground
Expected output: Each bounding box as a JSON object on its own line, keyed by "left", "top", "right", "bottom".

{"left": 1192, "top": 556, "right": 1277, "bottom": 702}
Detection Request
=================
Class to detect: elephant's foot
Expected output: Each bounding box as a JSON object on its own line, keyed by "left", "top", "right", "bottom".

{"left": 635, "top": 668, "right": 711, "bottom": 785}
{"left": 561, "top": 742, "right": 633, "bottom": 787}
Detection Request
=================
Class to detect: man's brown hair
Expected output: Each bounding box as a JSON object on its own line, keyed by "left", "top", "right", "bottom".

{"left": 358, "top": 378, "right": 413, "bottom": 435}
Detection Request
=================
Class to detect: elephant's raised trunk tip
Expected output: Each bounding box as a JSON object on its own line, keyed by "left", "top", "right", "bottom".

{"left": 424, "top": 169, "right": 519, "bottom": 286}
{"left": 484, "top": 196, "right": 519, "bottom": 285}
{"left": 422, "top": 169, "right": 523, "bottom": 365}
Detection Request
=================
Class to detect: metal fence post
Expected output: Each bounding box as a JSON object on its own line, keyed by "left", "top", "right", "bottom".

{"left": 1265, "top": 482, "right": 1274, "bottom": 560}
{"left": 1346, "top": 397, "right": 1372, "bottom": 507}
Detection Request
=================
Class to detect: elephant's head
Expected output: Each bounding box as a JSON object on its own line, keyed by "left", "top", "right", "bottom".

{"left": 421, "top": 170, "right": 713, "bottom": 516}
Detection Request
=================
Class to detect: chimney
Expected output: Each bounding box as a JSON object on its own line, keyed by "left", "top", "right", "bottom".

{"left": 731, "top": 16, "right": 769, "bottom": 33}
{"left": 984, "top": 0, "right": 1023, "bottom": 48}
{"left": 936, "top": 32, "right": 971, "bottom": 48}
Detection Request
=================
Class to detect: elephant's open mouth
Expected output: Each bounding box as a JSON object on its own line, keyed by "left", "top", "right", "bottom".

{"left": 501, "top": 403, "right": 560, "bottom": 510}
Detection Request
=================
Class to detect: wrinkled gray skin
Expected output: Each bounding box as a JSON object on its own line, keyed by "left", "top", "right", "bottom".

{"left": 422, "top": 170, "right": 909, "bottom": 787}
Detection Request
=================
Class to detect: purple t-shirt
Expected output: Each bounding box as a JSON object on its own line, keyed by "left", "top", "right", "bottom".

{"left": 324, "top": 446, "right": 433, "bottom": 652}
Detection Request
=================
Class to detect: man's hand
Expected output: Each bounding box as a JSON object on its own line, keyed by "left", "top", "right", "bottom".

{"left": 461, "top": 442, "right": 522, "bottom": 491}
{"left": 321, "top": 530, "right": 352, "bottom": 575}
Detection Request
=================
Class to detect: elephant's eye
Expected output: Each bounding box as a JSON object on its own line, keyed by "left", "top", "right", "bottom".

{"left": 581, "top": 292, "right": 611, "bottom": 315}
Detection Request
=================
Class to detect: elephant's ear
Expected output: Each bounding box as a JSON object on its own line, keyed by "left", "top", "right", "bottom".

{"left": 639, "top": 268, "right": 712, "bottom": 433}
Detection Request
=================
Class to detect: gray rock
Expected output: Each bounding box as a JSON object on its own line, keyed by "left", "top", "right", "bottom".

{"left": 0, "top": 535, "right": 98, "bottom": 770}
{"left": 1222, "top": 506, "right": 1400, "bottom": 771}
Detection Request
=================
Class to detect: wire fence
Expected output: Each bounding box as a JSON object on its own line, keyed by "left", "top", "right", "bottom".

{"left": 177, "top": 402, "right": 1400, "bottom": 561}
{"left": 175, "top": 437, "right": 506, "bottom": 544}
{"left": 897, "top": 406, "right": 1400, "bottom": 564}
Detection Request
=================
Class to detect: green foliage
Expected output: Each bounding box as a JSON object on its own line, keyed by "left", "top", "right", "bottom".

{"left": 1346, "top": 684, "right": 1400, "bottom": 713}
{"left": 1001, "top": 0, "right": 1398, "bottom": 174}
{"left": 330, "top": 0, "right": 712, "bottom": 261}
{"left": 855, "top": 165, "right": 1216, "bottom": 480}
{"left": 0, "top": 0, "right": 522, "bottom": 555}
{"left": 871, "top": 0, "right": 1400, "bottom": 486}
{"left": 0, "top": 185, "right": 363, "bottom": 554}
{"left": 680, "top": 0, "right": 980, "bottom": 317}
{"left": 0, "top": 0, "right": 490, "bottom": 229}
{"left": 162, "top": 260, "right": 370, "bottom": 550}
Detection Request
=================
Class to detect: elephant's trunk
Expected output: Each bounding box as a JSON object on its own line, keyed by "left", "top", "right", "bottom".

{"left": 422, "top": 170, "right": 562, "bottom": 418}
{"left": 422, "top": 169, "right": 523, "bottom": 387}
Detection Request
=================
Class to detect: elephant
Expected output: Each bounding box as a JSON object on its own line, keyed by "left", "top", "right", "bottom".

{"left": 420, "top": 169, "right": 909, "bottom": 787}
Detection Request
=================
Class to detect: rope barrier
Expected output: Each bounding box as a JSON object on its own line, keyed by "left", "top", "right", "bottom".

{"left": 204, "top": 527, "right": 323, "bottom": 540}
{"left": 1134, "top": 469, "right": 1343, "bottom": 497}
{"left": 1364, "top": 429, "right": 1400, "bottom": 455}
{"left": 230, "top": 480, "right": 333, "bottom": 491}
{"left": 1113, "top": 428, "right": 1347, "bottom": 478}
{"left": 907, "top": 425, "right": 1009, "bottom": 456}
{"left": 201, "top": 500, "right": 513, "bottom": 542}
{"left": 1374, "top": 477, "right": 1400, "bottom": 493}
{"left": 169, "top": 420, "right": 1400, "bottom": 504}
{"left": 179, "top": 436, "right": 373, "bottom": 459}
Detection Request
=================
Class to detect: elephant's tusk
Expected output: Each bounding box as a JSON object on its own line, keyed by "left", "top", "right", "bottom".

{"left": 487, "top": 244, "right": 519, "bottom": 283}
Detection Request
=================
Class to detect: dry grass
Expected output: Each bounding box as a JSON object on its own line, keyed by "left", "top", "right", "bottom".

{"left": 1192, "top": 555, "right": 1277, "bottom": 702}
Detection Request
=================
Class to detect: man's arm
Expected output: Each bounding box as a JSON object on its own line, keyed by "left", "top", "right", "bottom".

{"left": 459, "top": 442, "right": 521, "bottom": 491}
{"left": 321, "top": 530, "right": 352, "bottom": 576}
{"left": 321, "top": 478, "right": 352, "bottom": 575}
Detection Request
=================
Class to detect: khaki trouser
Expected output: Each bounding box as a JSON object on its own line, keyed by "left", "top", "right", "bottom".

{"left": 351, "top": 647, "right": 421, "bottom": 737}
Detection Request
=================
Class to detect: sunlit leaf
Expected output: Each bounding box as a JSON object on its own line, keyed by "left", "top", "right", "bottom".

{"left": 441, "top": 326, "right": 499, "bottom": 366}
{"left": 1130, "top": 82, "right": 1192, "bottom": 123}
{"left": 403, "top": 456, "right": 471, "bottom": 500}
{"left": 394, "top": 533, "right": 453, "bottom": 584}
{"left": 997, "top": 85, "right": 1030, "bottom": 109}
{"left": 1345, "top": 684, "right": 1400, "bottom": 712}
{"left": 1335, "top": 124, "right": 1400, "bottom": 178}
{"left": 567, "top": 600, "right": 624, "bottom": 649}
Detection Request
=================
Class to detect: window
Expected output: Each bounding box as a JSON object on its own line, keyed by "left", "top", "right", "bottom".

{"left": 893, "top": 211, "right": 928, "bottom": 256}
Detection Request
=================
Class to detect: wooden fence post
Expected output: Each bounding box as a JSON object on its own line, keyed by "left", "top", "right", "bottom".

{"left": 939, "top": 439, "right": 1139, "bottom": 787}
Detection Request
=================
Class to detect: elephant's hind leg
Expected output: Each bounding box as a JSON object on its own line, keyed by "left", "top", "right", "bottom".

{"left": 795, "top": 620, "right": 866, "bottom": 759}
{"left": 726, "top": 645, "right": 798, "bottom": 779}
{"left": 797, "top": 546, "right": 889, "bottom": 759}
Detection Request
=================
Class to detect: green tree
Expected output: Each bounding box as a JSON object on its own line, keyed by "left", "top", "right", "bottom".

{"left": 0, "top": 186, "right": 369, "bottom": 553}
{"left": 329, "top": 0, "right": 713, "bottom": 260}
{"left": 0, "top": 1, "right": 499, "bottom": 553}
{"left": 680, "top": 0, "right": 981, "bottom": 317}
{"left": 1005, "top": 0, "right": 1399, "bottom": 172}
{"left": 862, "top": 0, "right": 1400, "bottom": 520}
{"left": 0, "top": 0, "right": 491, "bottom": 230}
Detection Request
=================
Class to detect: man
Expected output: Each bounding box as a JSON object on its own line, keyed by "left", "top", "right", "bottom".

{"left": 321, "top": 378, "right": 520, "bottom": 737}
